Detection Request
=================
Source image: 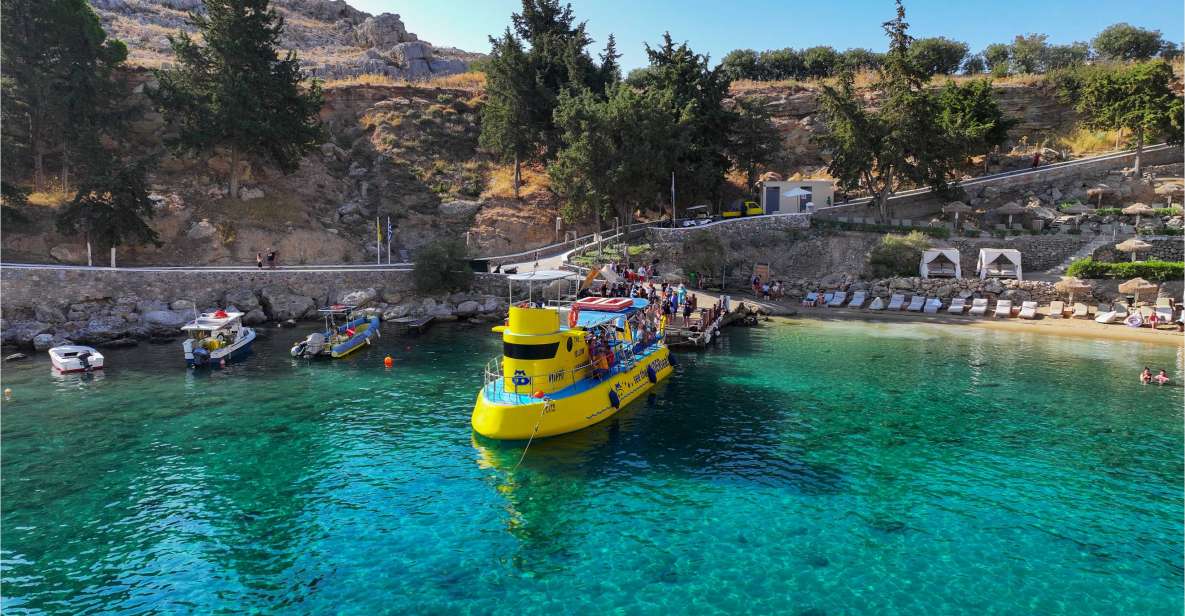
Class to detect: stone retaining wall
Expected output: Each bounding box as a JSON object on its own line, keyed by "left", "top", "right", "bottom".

{"left": 947, "top": 235, "right": 1092, "bottom": 272}
{"left": 1090, "top": 236, "right": 1184, "bottom": 263}
{"left": 775, "top": 275, "right": 1183, "bottom": 306}
{"left": 0, "top": 268, "right": 527, "bottom": 349}
{"left": 646, "top": 214, "right": 810, "bottom": 243}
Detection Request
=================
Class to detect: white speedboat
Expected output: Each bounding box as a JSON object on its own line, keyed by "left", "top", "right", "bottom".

{"left": 48, "top": 345, "right": 104, "bottom": 373}
{"left": 181, "top": 310, "right": 256, "bottom": 368}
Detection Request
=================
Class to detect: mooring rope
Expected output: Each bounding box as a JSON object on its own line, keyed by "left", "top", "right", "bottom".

{"left": 513, "top": 399, "right": 551, "bottom": 471}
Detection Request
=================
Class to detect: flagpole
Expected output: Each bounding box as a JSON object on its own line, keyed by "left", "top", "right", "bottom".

{"left": 670, "top": 171, "right": 676, "bottom": 224}
{"left": 376, "top": 217, "right": 381, "bottom": 265}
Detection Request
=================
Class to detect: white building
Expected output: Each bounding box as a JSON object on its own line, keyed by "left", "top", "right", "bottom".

{"left": 759, "top": 179, "right": 835, "bottom": 214}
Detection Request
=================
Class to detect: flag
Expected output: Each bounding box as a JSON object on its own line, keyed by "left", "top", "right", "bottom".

{"left": 376, "top": 217, "right": 381, "bottom": 244}
{"left": 386, "top": 216, "right": 393, "bottom": 243}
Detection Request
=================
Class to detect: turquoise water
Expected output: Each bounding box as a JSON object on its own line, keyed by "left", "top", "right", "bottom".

{"left": 2, "top": 320, "right": 1182, "bottom": 615}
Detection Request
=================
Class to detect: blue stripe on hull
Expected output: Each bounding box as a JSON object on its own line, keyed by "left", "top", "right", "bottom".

{"left": 187, "top": 341, "right": 254, "bottom": 368}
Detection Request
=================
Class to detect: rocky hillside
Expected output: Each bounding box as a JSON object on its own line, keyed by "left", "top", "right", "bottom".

{"left": 90, "top": 0, "right": 482, "bottom": 80}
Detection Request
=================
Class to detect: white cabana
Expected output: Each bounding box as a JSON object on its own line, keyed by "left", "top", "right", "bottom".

{"left": 920, "top": 249, "right": 961, "bottom": 279}
{"left": 976, "top": 248, "right": 1023, "bottom": 280}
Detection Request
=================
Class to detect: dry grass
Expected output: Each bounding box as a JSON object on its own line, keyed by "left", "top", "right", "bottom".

{"left": 1051, "top": 127, "right": 1125, "bottom": 156}
{"left": 25, "top": 190, "right": 69, "bottom": 209}
{"left": 321, "top": 71, "right": 486, "bottom": 91}
{"left": 729, "top": 69, "right": 1053, "bottom": 95}
{"left": 483, "top": 163, "right": 551, "bottom": 200}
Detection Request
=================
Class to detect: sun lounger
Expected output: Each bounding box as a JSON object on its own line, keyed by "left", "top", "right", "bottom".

{"left": 801, "top": 292, "right": 818, "bottom": 307}
{"left": 1018, "top": 301, "right": 1038, "bottom": 319}
{"left": 1095, "top": 309, "right": 1119, "bottom": 324}
{"left": 1154, "top": 304, "right": 1173, "bottom": 325}
{"left": 1156, "top": 297, "right": 1172, "bottom": 308}
{"left": 828, "top": 291, "right": 847, "bottom": 307}
{"left": 822, "top": 292, "right": 835, "bottom": 306}
{"left": 994, "top": 299, "right": 1013, "bottom": 318}
{"left": 923, "top": 297, "right": 942, "bottom": 313}
{"left": 906, "top": 296, "right": 924, "bottom": 312}
{"left": 868, "top": 297, "right": 885, "bottom": 311}
{"left": 1047, "top": 301, "right": 1065, "bottom": 319}
{"left": 887, "top": 294, "right": 905, "bottom": 310}
{"left": 847, "top": 291, "right": 866, "bottom": 308}
{"left": 1072, "top": 303, "right": 1088, "bottom": 318}
{"left": 947, "top": 298, "right": 966, "bottom": 314}
{"left": 969, "top": 298, "right": 988, "bottom": 316}
{"left": 1113, "top": 302, "right": 1128, "bottom": 317}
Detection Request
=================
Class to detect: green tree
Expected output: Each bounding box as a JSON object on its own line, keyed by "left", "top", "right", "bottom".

{"left": 550, "top": 84, "right": 675, "bottom": 226}
{"left": 1, "top": 0, "right": 128, "bottom": 191}
{"left": 1045, "top": 42, "right": 1090, "bottom": 70}
{"left": 727, "top": 97, "right": 783, "bottom": 190}
{"left": 1160, "top": 41, "right": 1182, "bottom": 60}
{"left": 55, "top": 156, "right": 161, "bottom": 265}
{"left": 962, "top": 54, "right": 986, "bottom": 74}
{"left": 412, "top": 239, "right": 474, "bottom": 293}
{"left": 937, "top": 79, "right": 1017, "bottom": 171}
{"left": 719, "top": 48, "right": 761, "bottom": 81}
{"left": 1010, "top": 33, "right": 1049, "bottom": 73}
{"left": 635, "top": 33, "right": 735, "bottom": 210}
{"left": 816, "top": 1, "right": 960, "bottom": 222}
{"left": 1093, "top": 23, "right": 1165, "bottom": 61}
{"left": 1073, "top": 60, "right": 1183, "bottom": 175}
{"left": 681, "top": 230, "right": 726, "bottom": 283}
{"left": 480, "top": 29, "right": 537, "bottom": 198}
{"left": 841, "top": 48, "right": 883, "bottom": 72}
{"left": 152, "top": 0, "right": 324, "bottom": 199}
{"left": 908, "top": 37, "right": 968, "bottom": 76}
{"left": 802, "top": 45, "right": 841, "bottom": 79}
{"left": 866, "top": 231, "right": 930, "bottom": 278}
{"left": 982, "top": 43, "right": 1011, "bottom": 76}
{"left": 758, "top": 48, "right": 805, "bottom": 80}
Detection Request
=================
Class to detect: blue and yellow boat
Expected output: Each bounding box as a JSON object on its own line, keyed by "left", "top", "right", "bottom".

{"left": 290, "top": 304, "right": 380, "bottom": 359}
{"left": 472, "top": 289, "right": 673, "bottom": 440}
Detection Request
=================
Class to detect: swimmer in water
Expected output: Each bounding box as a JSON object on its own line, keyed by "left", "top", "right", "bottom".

{"left": 1140, "top": 367, "right": 1152, "bottom": 385}
{"left": 1156, "top": 369, "right": 1170, "bottom": 385}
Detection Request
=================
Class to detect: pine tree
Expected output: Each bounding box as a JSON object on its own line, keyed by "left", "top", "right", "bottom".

{"left": 728, "top": 97, "right": 783, "bottom": 190}
{"left": 937, "top": 79, "right": 1017, "bottom": 172}
{"left": 56, "top": 156, "right": 161, "bottom": 265}
{"left": 479, "top": 29, "right": 537, "bottom": 198}
{"left": 152, "top": 0, "right": 323, "bottom": 199}
{"left": 1073, "top": 60, "right": 1183, "bottom": 175}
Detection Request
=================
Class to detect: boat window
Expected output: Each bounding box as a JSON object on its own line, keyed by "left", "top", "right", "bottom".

{"left": 503, "top": 341, "right": 559, "bottom": 360}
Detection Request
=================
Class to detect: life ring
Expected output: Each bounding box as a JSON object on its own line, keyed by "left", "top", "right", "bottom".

{"left": 646, "top": 365, "right": 657, "bottom": 383}
{"left": 608, "top": 389, "right": 620, "bottom": 408}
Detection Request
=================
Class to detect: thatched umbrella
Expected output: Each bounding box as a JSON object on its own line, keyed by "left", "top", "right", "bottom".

{"left": 1122, "top": 203, "right": 1156, "bottom": 228}
{"left": 1055, "top": 276, "right": 1093, "bottom": 303}
{"left": 1062, "top": 203, "right": 1092, "bottom": 230}
{"left": 995, "top": 201, "right": 1026, "bottom": 229}
{"left": 1118, "top": 277, "right": 1158, "bottom": 302}
{"left": 942, "top": 201, "right": 973, "bottom": 228}
{"left": 1115, "top": 238, "right": 1153, "bottom": 262}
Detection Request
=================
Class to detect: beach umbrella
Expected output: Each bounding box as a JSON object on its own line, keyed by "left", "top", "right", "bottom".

{"left": 942, "top": 201, "right": 972, "bottom": 228}
{"left": 1055, "top": 277, "right": 1092, "bottom": 303}
{"left": 1118, "top": 277, "right": 1158, "bottom": 302}
{"left": 994, "top": 202, "right": 1026, "bottom": 229}
{"left": 1115, "top": 238, "right": 1152, "bottom": 262}
{"left": 782, "top": 186, "right": 811, "bottom": 212}
{"left": 1122, "top": 203, "right": 1155, "bottom": 228}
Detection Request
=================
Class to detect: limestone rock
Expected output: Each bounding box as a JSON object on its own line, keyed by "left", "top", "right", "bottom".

{"left": 77, "top": 316, "right": 132, "bottom": 342}
{"left": 351, "top": 13, "right": 415, "bottom": 48}
{"left": 2, "top": 321, "right": 50, "bottom": 346}
{"left": 439, "top": 200, "right": 481, "bottom": 217}
{"left": 238, "top": 187, "right": 265, "bottom": 200}
{"left": 187, "top": 219, "right": 217, "bottom": 239}
{"left": 49, "top": 245, "right": 83, "bottom": 263}
{"left": 35, "top": 305, "right": 65, "bottom": 323}
{"left": 242, "top": 309, "right": 268, "bottom": 325}
{"left": 143, "top": 310, "right": 186, "bottom": 328}
{"left": 340, "top": 288, "right": 378, "bottom": 306}
{"left": 260, "top": 286, "right": 315, "bottom": 320}
{"left": 320, "top": 142, "right": 347, "bottom": 161}
{"left": 983, "top": 280, "right": 1005, "bottom": 295}
{"left": 170, "top": 299, "right": 195, "bottom": 311}
{"left": 32, "top": 333, "right": 55, "bottom": 351}
{"left": 455, "top": 300, "right": 481, "bottom": 317}
{"left": 223, "top": 288, "right": 262, "bottom": 312}
{"left": 383, "top": 305, "right": 411, "bottom": 320}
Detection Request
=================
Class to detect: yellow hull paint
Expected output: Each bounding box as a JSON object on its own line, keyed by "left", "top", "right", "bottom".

{"left": 472, "top": 347, "right": 673, "bottom": 440}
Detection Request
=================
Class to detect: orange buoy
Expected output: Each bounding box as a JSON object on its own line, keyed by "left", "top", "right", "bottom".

{"left": 384, "top": 355, "right": 394, "bottom": 368}
{"left": 532, "top": 390, "right": 546, "bottom": 399}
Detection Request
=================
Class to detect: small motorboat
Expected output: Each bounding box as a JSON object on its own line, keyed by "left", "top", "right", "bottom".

{"left": 182, "top": 309, "right": 256, "bottom": 368}
{"left": 291, "top": 304, "right": 380, "bottom": 359}
{"left": 48, "top": 345, "right": 104, "bottom": 373}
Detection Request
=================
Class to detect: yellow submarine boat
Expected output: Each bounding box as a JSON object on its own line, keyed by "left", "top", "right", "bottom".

{"left": 472, "top": 273, "right": 673, "bottom": 440}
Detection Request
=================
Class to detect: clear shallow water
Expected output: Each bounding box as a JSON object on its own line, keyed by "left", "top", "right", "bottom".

{"left": 1, "top": 320, "right": 1182, "bottom": 615}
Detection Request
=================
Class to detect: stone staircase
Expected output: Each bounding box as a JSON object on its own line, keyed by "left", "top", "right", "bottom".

{"left": 1046, "top": 235, "right": 1116, "bottom": 276}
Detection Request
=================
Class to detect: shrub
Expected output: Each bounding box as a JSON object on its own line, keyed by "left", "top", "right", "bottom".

{"left": 413, "top": 239, "right": 474, "bottom": 293}
{"left": 681, "top": 230, "right": 726, "bottom": 279}
{"left": 1139, "top": 226, "right": 1184, "bottom": 236}
{"left": 1065, "top": 258, "right": 1183, "bottom": 281}
{"left": 866, "top": 231, "right": 931, "bottom": 278}
{"left": 1092, "top": 207, "right": 1182, "bottom": 217}
{"left": 813, "top": 218, "right": 949, "bottom": 239}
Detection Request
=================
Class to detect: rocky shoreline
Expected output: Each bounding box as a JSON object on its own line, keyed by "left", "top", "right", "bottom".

{"left": 1, "top": 285, "right": 510, "bottom": 352}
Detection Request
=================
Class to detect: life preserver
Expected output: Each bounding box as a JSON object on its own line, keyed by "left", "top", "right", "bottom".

{"left": 568, "top": 307, "right": 579, "bottom": 328}
{"left": 646, "top": 365, "right": 657, "bottom": 383}
{"left": 608, "top": 389, "right": 620, "bottom": 408}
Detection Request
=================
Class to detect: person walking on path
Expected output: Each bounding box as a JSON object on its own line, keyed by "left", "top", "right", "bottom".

{"left": 267, "top": 249, "right": 277, "bottom": 269}
{"left": 256, "top": 252, "right": 263, "bottom": 269}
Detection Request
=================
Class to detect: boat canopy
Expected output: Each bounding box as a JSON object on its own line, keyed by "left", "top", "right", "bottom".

{"left": 319, "top": 304, "right": 357, "bottom": 314}
{"left": 181, "top": 311, "right": 245, "bottom": 331}
{"left": 507, "top": 269, "right": 574, "bottom": 282}
{"left": 568, "top": 298, "right": 649, "bottom": 330}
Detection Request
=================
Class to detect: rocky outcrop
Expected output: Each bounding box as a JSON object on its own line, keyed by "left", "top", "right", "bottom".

{"left": 260, "top": 286, "right": 316, "bottom": 321}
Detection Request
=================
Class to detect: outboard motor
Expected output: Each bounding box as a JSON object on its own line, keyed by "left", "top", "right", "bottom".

{"left": 78, "top": 352, "right": 92, "bottom": 371}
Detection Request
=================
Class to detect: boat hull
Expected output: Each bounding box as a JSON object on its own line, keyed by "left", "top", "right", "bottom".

{"left": 472, "top": 347, "right": 673, "bottom": 440}
{"left": 186, "top": 330, "right": 256, "bottom": 368}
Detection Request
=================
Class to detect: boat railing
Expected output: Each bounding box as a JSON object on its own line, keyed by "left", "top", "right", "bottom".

{"left": 481, "top": 340, "right": 663, "bottom": 405}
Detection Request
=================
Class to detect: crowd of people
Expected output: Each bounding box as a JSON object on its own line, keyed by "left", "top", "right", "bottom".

{"left": 750, "top": 275, "right": 786, "bottom": 301}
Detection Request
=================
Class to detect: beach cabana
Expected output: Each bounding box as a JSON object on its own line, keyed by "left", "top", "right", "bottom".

{"left": 920, "top": 249, "right": 961, "bottom": 279}
{"left": 1115, "top": 238, "right": 1153, "bottom": 262}
{"left": 977, "top": 248, "right": 1022, "bottom": 280}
